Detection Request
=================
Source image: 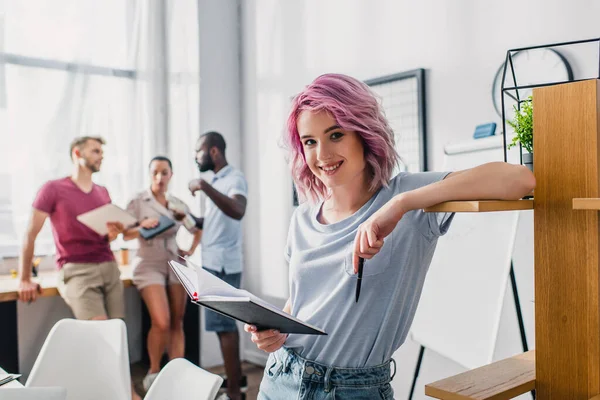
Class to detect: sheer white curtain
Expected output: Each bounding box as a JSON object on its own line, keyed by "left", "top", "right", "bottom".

{"left": 166, "top": 0, "right": 201, "bottom": 259}
{"left": 0, "top": 0, "right": 200, "bottom": 258}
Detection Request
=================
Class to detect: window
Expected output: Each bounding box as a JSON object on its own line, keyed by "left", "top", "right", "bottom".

{"left": 0, "top": 0, "right": 200, "bottom": 258}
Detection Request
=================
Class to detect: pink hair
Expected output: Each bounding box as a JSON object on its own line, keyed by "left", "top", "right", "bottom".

{"left": 285, "top": 73, "right": 399, "bottom": 204}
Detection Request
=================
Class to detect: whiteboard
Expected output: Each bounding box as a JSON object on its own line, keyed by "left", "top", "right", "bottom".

{"left": 410, "top": 136, "right": 522, "bottom": 370}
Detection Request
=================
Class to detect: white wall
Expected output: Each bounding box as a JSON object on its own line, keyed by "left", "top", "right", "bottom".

{"left": 240, "top": 0, "right": 600, "bottom": 397}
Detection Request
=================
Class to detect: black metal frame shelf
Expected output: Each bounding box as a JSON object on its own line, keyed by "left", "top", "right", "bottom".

{"left": 500, "top": 37, "right": 600, "bottom": 164}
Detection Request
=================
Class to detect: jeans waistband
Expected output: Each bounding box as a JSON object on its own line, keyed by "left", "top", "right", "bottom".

{"left": 278, "top": 348, "right": 396, "bottom": 392}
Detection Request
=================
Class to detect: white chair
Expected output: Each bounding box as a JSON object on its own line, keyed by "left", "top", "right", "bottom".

{"left": 0, "top": 387, "right": 67, "bottom": 400}
{"left": 144, "top": 358, "right": 224, "bottom": 400}
{"left": 26, "top": 319, "right": 131, "bottom": 400}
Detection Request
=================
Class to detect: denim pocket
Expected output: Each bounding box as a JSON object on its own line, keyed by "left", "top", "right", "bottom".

{"left": 265, "top": 353, "right": 283, "bottom": 380}
{"left": 378, "top": 383, "right": 394, "bottom": 399}
{"left": 333, "top": 386, "right": 387, "bottom": 399}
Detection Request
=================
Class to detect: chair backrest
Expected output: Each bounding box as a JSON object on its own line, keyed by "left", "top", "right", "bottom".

{"left": 26, "top": 319, "right": 130, "bottom": 400}
{"left": 144, "top": 358, "right": 224, "bottom": 400}
{"left": 0, "top": 387, "right": 67, "bottom": 400}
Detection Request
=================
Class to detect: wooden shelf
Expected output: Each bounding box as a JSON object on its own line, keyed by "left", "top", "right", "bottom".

{"left": 573, "top": 198, "right": 600, "bottom": 210}
{"left": 424, "top": 200, "right": 534, "bottom": 213}
{"left": 0, "top": 265, "right": 133, "bottom": 303}
{"left": 425, "top": 351, "right": 535, "bottom": 400}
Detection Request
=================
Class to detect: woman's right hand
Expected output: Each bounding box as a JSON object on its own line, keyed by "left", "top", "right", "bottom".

{"left": 244, "top": 324, "right": 288, "bottom": 353}
{"left": 140, "top": 218, "right": 160, "bottom": 229}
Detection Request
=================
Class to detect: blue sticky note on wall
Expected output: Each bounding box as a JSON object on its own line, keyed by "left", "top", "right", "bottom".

{"left": 473, "top": 123, "right": 496, "bottom": 139}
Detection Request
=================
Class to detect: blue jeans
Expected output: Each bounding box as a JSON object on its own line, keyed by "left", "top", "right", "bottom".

{"left": 202, "top": 267, "right": 242, "bottom": 332}
{"left": 258, "top": 348, "right": 395, "bottom": 400}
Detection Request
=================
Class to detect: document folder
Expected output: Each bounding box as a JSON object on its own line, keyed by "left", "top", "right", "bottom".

{"left": 139, "top": 215, "right": 176, "bottom": 240}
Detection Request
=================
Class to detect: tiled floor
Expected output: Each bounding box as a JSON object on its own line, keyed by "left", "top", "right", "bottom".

{"left": 132, "top": 361, "right": 264, "bottom": 400}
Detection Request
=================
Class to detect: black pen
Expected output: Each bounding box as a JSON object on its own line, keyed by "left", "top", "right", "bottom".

{"left": 355, "top": 257, "right": 364, "bottom": 303}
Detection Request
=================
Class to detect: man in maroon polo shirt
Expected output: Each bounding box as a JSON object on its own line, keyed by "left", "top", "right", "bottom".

{"left": 17, "top": 136, "right": 141, "bottom": 400}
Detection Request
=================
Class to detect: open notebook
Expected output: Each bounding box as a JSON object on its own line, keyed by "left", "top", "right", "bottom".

{"left": 169, "top": 260, "right": 326, "bottom": 335}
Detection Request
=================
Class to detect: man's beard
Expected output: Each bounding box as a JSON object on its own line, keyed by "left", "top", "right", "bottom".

{"left": 197, "top": 157, "right": 214, "bottom": 172}
{"left": 83, "top": 157, "right": 100, "bottom": 173}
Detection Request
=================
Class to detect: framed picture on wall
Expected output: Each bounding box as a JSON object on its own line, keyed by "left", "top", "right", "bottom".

{"left": 365, "top": 69, "right": 428, "bottom": 172}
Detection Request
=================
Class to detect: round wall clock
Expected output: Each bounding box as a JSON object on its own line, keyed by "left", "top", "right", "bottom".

{"left": 491, "top": 48, "right": 573, "bottom": 119}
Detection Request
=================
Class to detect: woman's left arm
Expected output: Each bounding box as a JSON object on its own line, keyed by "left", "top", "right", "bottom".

{"left": 180, "top": 229, "right": 202, "bottom": 257}
{"left": 352, "top": 162, "right": 536, "bottom": 271}
{"left": 189, "top": 229, "right": 202, "bottom": 253}
{"left": 401, "top": 162, "right": 536, "bottom": 211}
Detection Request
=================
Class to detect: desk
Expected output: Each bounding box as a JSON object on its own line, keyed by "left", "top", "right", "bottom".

{"left": 0, "top": 266, "right": 134, "bottom": 303}
{"left": 0, "top": 265, "right": 133, "bottom": 374}
{"left": 0, "top": 264, "right": 199, "bottom": 375}
{"left": 0, "top": 367, "right": 23, "bottom": 388}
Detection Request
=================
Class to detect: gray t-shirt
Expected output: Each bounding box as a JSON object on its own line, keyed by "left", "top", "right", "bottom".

{"left": 284, "top": 171, "right": 454, "bottom": 367}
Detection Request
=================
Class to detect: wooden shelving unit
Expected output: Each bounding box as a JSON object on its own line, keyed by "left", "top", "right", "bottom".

{"left": 424, "top": 80, "right": 600, "bottom": 399}
{"left": 425, "top": 351, "right": 535, "bottom": 400}
{"left": 424, "top": 200, "right": 533, "bottom": 213}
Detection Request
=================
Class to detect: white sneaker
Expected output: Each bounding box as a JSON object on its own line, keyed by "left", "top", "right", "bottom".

{"left": 142, "top": 371, "right": 159, "bottom": 391}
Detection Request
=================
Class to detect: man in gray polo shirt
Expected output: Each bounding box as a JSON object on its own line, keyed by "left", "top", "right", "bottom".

{"left": 189, "top": 131, "right": 248, "bottom": 400}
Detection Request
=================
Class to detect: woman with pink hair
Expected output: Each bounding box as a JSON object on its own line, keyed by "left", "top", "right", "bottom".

{"left": 245, "top": 73, "right": 535, "bottom": 400}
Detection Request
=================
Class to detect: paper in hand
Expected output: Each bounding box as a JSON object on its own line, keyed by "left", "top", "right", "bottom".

{"left": 77, "top": 204, "right": 137, "bottom": 236}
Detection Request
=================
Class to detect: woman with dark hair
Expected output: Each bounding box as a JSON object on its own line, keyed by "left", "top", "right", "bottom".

{"left": 245, "top": 74, "right": 536, "bottom": 399}
{"left": 123, "top": 156, "right": 201, "bottom": 391}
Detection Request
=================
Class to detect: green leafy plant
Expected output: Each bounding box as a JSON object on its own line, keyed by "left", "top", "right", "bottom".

{"left": 507, "top": 96, "right": 533, "bottom": 154}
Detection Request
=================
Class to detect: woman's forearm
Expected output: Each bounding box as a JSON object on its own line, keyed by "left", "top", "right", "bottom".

{"left": 399, "top": 162, "right": 536, "bottom": 213}
{"left": 189, "top": 230, "right": 202, "bottom": 252}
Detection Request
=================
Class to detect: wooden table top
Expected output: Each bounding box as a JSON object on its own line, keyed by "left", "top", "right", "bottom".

{"left": 425, "top": 350, "right": 535, "bottom": 400}
{"left": 0, "top": 265, "right": 133, "bottom": 303}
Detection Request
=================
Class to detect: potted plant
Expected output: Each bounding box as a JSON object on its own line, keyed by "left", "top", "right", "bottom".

{"left": 507, "top": 96, "right": 533, "bottom": 171}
